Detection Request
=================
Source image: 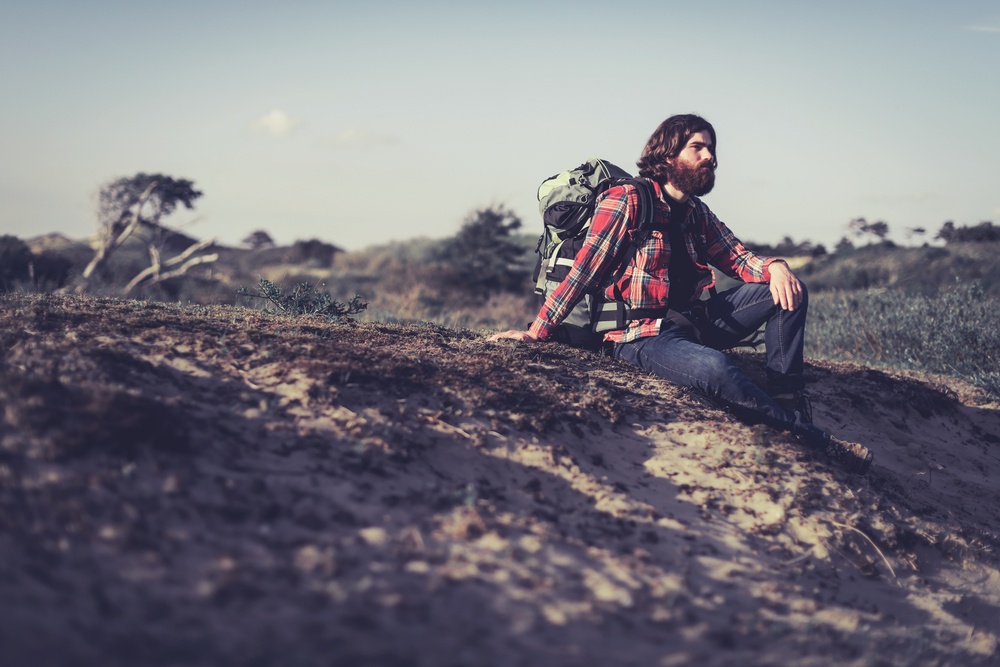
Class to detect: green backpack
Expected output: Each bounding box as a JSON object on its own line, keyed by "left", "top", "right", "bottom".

{"left": 532, "top": 158, "right": 657, "bottom": 348}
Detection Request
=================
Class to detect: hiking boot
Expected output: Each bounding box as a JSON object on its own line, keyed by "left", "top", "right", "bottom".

{"left": 825, "top": 435, "right": 875, "bottom": 475}
{"left": 773, "top": 391, "right": 813, "bottom": 423}
{"left": 792, "top": 420, "right": 874, "bottom": 475}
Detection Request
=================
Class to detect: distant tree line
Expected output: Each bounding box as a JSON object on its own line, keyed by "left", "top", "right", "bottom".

{"left": 829, "top": 218, "right": 998, "bottom": 252}
{"left": 5, "top": 170, "right": 998, "bottom": 308}
{"left": 746, "top": 237, "right": 827, "bottom": 257}
{"left": 935, "top": 221, "right": 1000, "bottom": 244}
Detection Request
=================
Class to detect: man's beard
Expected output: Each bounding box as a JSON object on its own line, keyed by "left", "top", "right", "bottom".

{"left": 666, "top": 158, "right": 715, "bottom": 197}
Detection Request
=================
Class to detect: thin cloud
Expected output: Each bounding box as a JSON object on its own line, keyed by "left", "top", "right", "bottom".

{"left": 964, "top": 20, "right": 1000, "bottom": 33}
{"left": 251, "top": 109, "right": 303, "bottom": 138}
{"left": 322, "top": 128, "right": 400, "bottom": 147}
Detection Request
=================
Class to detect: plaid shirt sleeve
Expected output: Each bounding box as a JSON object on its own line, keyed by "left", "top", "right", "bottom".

{"left": 528, "top": 185, "right": 639, "bottom": 340}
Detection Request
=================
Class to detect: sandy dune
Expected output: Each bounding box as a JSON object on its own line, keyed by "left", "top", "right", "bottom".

{"left": 1, "top": 294, "right": 999, "bottom": 666}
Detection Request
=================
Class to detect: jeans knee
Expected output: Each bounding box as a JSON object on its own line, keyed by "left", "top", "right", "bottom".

{"left": 746, "top": 282, "right": 772, "bottom": 300}
{"left": 698, "top": 352, "right": 741, "bottom": 389}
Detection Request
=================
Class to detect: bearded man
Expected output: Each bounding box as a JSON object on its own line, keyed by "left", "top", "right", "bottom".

{"left": 492, "top": 114, "right": 873, "bottom": 473}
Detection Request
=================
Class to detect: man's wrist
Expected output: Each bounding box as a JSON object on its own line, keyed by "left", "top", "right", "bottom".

{"left": 764, "top": 258, "right": 788, "bottom": 281}
{"left": 528, "top": 319, "right": 551, "bottom": 340}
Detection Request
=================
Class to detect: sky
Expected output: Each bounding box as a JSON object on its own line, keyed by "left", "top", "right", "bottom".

{"left": 1, "top": 1, "right": 998, "bottom": 251}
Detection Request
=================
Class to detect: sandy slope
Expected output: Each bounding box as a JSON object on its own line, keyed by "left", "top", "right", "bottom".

{"left": 1, "top": 294, "right": 999, "bottom": 666}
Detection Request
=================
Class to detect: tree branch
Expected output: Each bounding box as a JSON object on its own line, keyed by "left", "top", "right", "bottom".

{"left": 122, "top": 245, "right": 162, "bottom": 294}
{"left": 74, "top": 181, "right": 158, "bottom": 292}
{"left": 148, "top": 253, "right": 218, "bottom": 285}
{"left": 122, "top": 238, "right": 218, "bottom": 295}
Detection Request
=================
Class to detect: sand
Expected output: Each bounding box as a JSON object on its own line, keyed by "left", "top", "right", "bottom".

{"left": 1, "top": 294, "right": 999, "bottom": 666}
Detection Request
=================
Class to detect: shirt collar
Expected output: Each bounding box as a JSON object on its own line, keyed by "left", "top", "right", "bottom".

{"left": 651, "top": 179, "right": 694, "bottom": 224}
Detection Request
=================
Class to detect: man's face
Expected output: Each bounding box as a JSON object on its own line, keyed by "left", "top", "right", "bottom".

{"left": 665, "top": 131, "right": 716, "bottom": 197}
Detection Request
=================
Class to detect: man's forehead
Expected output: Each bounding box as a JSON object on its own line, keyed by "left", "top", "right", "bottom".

{"left": 685, "top": 131, "right": 713, "bottom": 147}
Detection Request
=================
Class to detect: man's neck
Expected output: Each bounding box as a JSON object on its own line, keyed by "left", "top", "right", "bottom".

{"left": 662, "top": 181, "right": 688, "bottom": 202}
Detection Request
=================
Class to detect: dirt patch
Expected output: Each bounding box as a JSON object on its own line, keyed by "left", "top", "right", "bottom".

{"left": 2, "top": 294, "right": 999, "bottom": 666}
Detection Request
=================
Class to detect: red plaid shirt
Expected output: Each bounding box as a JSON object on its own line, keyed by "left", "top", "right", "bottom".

{"left": 528, "top": 179, "right": 780, "bottom": 344}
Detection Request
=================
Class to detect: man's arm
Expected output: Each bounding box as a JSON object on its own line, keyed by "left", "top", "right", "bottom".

{"left": 491, "top": 185, "right": 639, "bottom": 342}
{"left": 700, "top": 206, "right": 804, "bottom": 310}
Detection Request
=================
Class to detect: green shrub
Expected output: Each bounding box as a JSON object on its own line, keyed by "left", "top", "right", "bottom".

{"left": 0, "top": 235, "right": 32, "bottom": 290}
{"left": 809, "top": 282, "right": 1000, "bottom": 398}
{"left": 30, "top": 251, "right": 73, "bottom": 291}
{"left": 431, "top": 205, "right": 530, "bottom": 296}
{"left": 237, "top": 278, "right": 367, "bottom": 322}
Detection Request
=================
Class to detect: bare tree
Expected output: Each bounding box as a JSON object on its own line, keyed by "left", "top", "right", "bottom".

{"left": 72, "top": 173, "right": 217, "bottom": 294}
{"left": 74, "top": 180, "right": 158, "bottom": 291}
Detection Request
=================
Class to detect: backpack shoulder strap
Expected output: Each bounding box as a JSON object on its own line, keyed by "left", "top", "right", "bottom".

{"left": 603, "top": 177, "right": 656, "bottom": 302}
{"left": 629, "top": 177, "right": 656, "bottom": 232}
{"left": 595, "top": 177, "right": 655, "bottom": 225}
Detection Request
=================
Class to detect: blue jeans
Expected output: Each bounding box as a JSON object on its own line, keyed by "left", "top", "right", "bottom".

{"left": 613, "top": 282, "right": 807, "bottom": 430}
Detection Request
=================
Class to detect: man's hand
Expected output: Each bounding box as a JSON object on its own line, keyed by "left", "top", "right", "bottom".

{"left": 768, "top": 261, "right": 804, "bottom": 311}
{"left": 489, "top": 329, "right": 538, "bottom": 343}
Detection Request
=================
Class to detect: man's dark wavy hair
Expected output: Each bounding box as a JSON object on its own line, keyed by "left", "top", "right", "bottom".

{"left": 636, "top": 114, "right": 717, "bottom": 183}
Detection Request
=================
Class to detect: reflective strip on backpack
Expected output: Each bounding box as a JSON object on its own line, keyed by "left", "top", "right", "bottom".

{"left": 591, "top": 302, "right": 674, "bottom": 334}
{"left": 544, "top": 238, "right": 575, "bottom": 272}
{"left": 535, "top": 238, "right": 562, "bottom": 293}
{"left": 552, "top": 257, "right": 574, "bottom": 269}
{"left": 591, "top": 301, "right": 626, "bottom": 334}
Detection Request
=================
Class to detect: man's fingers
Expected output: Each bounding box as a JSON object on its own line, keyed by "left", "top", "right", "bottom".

{"left": 789, "top": 278, "right": 803, "bottom": 310}
{"left": 771, "top": 283, "right": 787, "bottom": 309}
{"left": 771, "top": 280, "right": 802, "bottom": 311}
{"left": 489, "top": 330, "right": 537, "bottom": 343}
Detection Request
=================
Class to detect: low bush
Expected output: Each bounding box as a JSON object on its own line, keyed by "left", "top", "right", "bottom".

{"left": 809, "top": 281, "right": 1000, "bottom": 399}
{"left": 0, "top": 235, "right": 32, "bottom": 290}
{"left": 237, "top": 278, "right": 367, "bottom": 322}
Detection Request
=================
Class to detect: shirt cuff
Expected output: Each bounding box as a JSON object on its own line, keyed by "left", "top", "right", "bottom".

{"left": 528, "top": 318, "right": 553, "bottom": 340}
{"left": 762, "top": 258, "right": 787, "bottom": 282}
